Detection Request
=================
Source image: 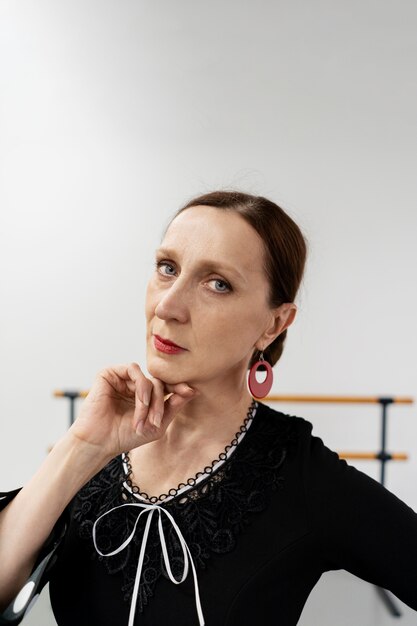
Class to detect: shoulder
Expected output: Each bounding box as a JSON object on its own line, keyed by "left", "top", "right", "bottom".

{"left": 256, "top": 401, "right": 350, "bottom": 491}
{"left": 255, "top": 400, "right": 314, "bottom": 447}
{"left": 257, "top": 402, "right": 409, "bottom": 520}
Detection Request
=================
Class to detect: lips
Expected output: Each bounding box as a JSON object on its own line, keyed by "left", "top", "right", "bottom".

{"left": 153, "top": 334, "right": 185, "bottom": 350}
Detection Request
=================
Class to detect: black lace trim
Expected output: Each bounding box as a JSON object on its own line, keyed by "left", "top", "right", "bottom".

{"left": 72, "top": 402, "right": 299, "bottom": 614}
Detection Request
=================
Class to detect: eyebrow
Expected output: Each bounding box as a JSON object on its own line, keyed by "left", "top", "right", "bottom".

{"left": 155, "top": 247, "right": 246, "bottom": 282}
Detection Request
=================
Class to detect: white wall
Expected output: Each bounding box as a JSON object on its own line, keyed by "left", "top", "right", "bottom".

{"left": 0, "top": 0, "right": 416, "bottom": 510}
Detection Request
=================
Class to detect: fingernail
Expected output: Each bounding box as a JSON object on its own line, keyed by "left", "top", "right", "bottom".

{"left": 154, "top": 412, "right": 162, "bottom": 428}
{"left": 143, "top": 392, "right": 150, "bottom": 406}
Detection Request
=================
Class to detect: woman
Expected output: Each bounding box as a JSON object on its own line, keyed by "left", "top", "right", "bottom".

{"left": 0, "top": 190, "right": 416, "bottom": 626}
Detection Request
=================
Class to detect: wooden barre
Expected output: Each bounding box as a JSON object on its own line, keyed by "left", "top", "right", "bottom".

{"left": 266, "top": 395, "right": 414, "bottom": 404}
{"left": 338, "top": 452, "right": 408, "bottom": 461}
{"left": 54, "top": 390, "right": 89, "bottom": 398}
{"left": 53, "top": 391, "right": 414, "bottom": 404}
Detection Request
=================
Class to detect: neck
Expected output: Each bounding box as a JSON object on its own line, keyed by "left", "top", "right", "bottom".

{"left": 161, "top": 381, "right": 255, "bottom": 451}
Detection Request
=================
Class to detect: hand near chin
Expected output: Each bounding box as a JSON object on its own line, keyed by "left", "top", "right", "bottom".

{"left": 68, "top": 362, "right": 199, "bottom": 460}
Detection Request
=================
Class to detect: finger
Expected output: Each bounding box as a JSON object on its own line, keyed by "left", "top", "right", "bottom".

{"left": 133, "top": 380, "right": 153, "bottom": 430}
{"left": 95, "top": 364, "right": 142, "bottom": 398}
{"left": 96, "top": 366, "right": 129, "bottom": 393}
{"left": 125, "top": 380, "right": 136, "bottom": 393}
{"left": 127, "top": 362, "right": 144, "bottom": 383}
{"left": 132, "top": 377, "right": 153, "bottom": 409}
{"left": 148, "top": 377, "right": 166, "bottom": 428}
{"left": 123, "top": 362, "right": 153, "bottom": 409}
{"left": 103, "top": 363, "right": 141, "bottom": 381}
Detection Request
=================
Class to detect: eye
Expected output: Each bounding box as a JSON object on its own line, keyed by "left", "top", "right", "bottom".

{"left": 207, "top": 278, "right": 232, "bottom": 293}
{"left": 155, "top": 260, "right": 176, "bottom": 276}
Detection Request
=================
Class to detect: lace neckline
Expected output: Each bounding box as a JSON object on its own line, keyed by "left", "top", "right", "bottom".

{"left": 121, "top": 398, "right": 258, "bottom": 504}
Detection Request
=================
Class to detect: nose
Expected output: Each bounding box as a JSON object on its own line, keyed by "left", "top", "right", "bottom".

{"left": 154, "top": 277, "right": 189, "bottom": 323}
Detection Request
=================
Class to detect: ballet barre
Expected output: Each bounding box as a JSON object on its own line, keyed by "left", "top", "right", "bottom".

{"left": 266, "top": 394, "right": 412, "bottom": 403}
{"left": 337, "top": 451, "right": 408, "bottom": 460}
{"left": 266, "top": 393, "right": 414, "bottom": 619}
{"left": 266, "top": 394, "right": 413, "bottom": 486}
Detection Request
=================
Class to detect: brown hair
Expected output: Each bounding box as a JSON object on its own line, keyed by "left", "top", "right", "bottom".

{"left": 163, "top": 190, "right": 308, "bottom": 369}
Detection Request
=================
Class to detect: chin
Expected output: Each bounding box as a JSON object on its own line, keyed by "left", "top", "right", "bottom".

{"left": 147, "top": 358, "right": 182, "bottom": 384}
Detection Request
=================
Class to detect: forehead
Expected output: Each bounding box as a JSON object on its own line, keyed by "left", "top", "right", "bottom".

{"left": 161, "top": 205, "right": 266, "bottom": 274}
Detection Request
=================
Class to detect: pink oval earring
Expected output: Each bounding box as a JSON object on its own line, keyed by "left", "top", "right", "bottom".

{"left": 248, "top": 350, "right": 274, "bottom": 399}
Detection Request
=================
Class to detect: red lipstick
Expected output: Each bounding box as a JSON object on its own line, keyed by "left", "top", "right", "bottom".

{"left": 153, "top": 334, "right": 186, "bottom": 354}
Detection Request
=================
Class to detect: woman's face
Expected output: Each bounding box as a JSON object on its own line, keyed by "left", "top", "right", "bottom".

{"left": 145, "top": 205, "right": 294, "bottom": 390}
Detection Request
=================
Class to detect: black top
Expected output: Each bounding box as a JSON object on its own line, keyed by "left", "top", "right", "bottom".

{"left": 1, "top": 400, "right": 417, "bottom": 625}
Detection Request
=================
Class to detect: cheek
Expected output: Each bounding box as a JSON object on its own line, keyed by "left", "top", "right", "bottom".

{"left": 198, "top": 308, "right": 258, "bottom": 345}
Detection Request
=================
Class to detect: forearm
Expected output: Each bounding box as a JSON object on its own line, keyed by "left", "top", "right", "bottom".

{"left": 0, "top": 432, "right": 112, "bottom": 610}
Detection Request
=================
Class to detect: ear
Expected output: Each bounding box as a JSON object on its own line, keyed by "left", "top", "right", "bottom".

{"left": 258, "top": 303, "right": 298, "bottom": 349}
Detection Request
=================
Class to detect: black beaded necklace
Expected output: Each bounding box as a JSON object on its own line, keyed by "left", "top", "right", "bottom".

{"left": 123, "top": 398, "right": 258, "bottom": 504}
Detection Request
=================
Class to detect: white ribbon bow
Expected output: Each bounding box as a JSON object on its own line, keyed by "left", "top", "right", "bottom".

{"left": 92, "top": 502, "right": 205, "bottom": 626}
